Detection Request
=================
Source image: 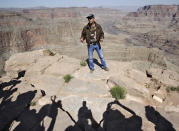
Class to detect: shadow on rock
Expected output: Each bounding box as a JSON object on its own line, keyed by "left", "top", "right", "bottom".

{"left": 145, "top": 106, "right": 176, "bottom": 131}
{"left": 65, "top": 101, "right": 103, "bottom": 131}
{"left": 65, "top": 100, "right": 142, "bottom": 131}
{"left": 14, "top": 96, "right": 62, "bottom": 131}
{"left": 0, "top": 70, "right": 26, "bottom": 109}
{"left": 101, "top": 100, "right": 142, "bottom": 131}
{"left": 0, "top": 80, "right": 19, "bottom": 109}
{"left": 15, "top": 70, "right": 26, "bottom": 80}
{"left": 86, "top": 58, "right": 102, "bottom": 69}
{"left": 0, "top": 90, "right": 37, "bottom": 131}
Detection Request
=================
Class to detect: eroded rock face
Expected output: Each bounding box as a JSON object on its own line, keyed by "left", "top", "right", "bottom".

{"left": 133, "top": 30, "right": 179, "bottom": 65}
{"left": 0, "top": 8, "right": 86, "bottom": 73}
{"left": 128, "top": 5, "right": 179, "bottom": 18}
{"left": 117, "top": 5, "right": 179, "bottom": 67}
{"left": 0, "top": 28, "right": 46, "bottom": 74}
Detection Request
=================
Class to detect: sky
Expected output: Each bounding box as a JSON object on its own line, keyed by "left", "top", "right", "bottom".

{"left": 0, "top": 0, "right": 178, "bottom": 8}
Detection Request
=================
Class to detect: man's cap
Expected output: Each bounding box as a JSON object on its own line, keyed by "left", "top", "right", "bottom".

{"left": 86, "top": 14, "right": 95, "bottom": 19}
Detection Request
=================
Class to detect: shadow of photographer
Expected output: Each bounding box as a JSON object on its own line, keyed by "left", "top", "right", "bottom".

{"left": 101, "top": 100, "right": 142, "bottom": 131}
{"left": 65, "top": 101, "right": 103, "bottom": 131}
{"left": 65, "top": 100, "right": 142, "bottom": 131}
{"left": 145, "top": 106, "right": 176, "bottom": 131}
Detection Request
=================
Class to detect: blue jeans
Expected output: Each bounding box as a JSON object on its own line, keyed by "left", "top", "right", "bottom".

{"left": 88, "top": 43, "right": 107, "bottom": 70}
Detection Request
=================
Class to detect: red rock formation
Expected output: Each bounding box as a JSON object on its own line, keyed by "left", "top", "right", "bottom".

{"left": 21, "top": 29, "right": 46, "bottom": 50}
{"left": 0, "top": 31, "right": 12, "bottom": 48}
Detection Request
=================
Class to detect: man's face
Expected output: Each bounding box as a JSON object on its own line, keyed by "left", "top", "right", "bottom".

{"left": 88, "top": 18, "right": 95, "bottom": 24}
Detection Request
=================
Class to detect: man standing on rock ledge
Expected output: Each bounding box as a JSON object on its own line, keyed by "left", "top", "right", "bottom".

{"left": 80, "top": 14, "right": 109, "bottom": 72}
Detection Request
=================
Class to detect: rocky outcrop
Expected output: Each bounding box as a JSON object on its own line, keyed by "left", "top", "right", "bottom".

{"left": 1, "top": 49, "right": 179, "bottom": 130}
{"left": 0, "top": 8, "right": 82, "bottom": 73}
{"left": 1, "top": 6, "right": 179, "bottom": 74}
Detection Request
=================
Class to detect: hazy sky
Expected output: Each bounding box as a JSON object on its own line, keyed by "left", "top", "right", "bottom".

{"left": 0, "top": 0, "right": 178, "bottom": 8}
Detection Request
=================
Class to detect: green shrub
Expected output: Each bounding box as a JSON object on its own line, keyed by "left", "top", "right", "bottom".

{"left": 63, "top": 74, "right": 73, "bottom": 83}
{"left": 80, "top": 60, "right": 87, "bottom": 66}
{"left": 166, "top": 86, "right": 179, "bottom": 93}
{"left": 110, "top": 85, "right": 127, "bottom": 100}
{"left": 30, "top": 101, "right": 36, "bottom": 106}
{"left": 170, "top": 87, "right": 176, "bottom": 91}
{"left": 43, "top": 49, "right": 55, "bottom": 56}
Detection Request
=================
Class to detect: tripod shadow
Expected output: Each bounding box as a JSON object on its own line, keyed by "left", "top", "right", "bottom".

{"left": 145, "top": 106, "right": 176, "bottom": 131}
{"left": 101, "top": 100, "right": 142, "bottom": 131}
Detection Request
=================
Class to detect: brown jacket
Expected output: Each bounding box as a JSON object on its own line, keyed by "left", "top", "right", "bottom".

{"left": 81, "top": 21, "right": 104, "bottom": 45}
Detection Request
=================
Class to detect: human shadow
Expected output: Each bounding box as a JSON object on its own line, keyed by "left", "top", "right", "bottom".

{"left": 0, "top": 70, "right": 61, "bottom": 131}
{"left": 0, "top": 90, "right": 37, "bottom": 131}
{"left": 15, "top": 70, "right": 26, "bottom": 80}
{"left": 0, "top": 73, "right": 63, "bottom": 131}
{"left": 65, "top": 101, "right": 103, "bottom": 131}
{"left": 0, "top": 80, "right": 19, "bottom": 109}
{"left": 65, "top": 100, "right": 142, "bottom": 131}
{"left": 14, "top": 95, "right": 62, "bottom": 131}
{"left": 13, "top": 108, "right": 44, "bottom": 131}
{"left": 86, "top": 58, "right": 102, "bottom": 69}
{"left": 0, "top": 79, "right": 21, "bottom": 89}
{"left": 0, "top": 70, "right": 26, "bottom": 109}
{"left": 101, "top": 100, "right": 142, "bottom": 131}
{"left": 145, "top": 106, "right": 176, "bottom": 131}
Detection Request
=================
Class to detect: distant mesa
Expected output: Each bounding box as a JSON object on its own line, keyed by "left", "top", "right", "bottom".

{"left": 127, "top": 5, "right": 179, "bottom": 18}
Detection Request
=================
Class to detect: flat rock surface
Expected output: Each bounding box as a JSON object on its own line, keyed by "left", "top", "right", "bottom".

{"left": 1, "top": 50, "right": 179, "bottom": 131}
